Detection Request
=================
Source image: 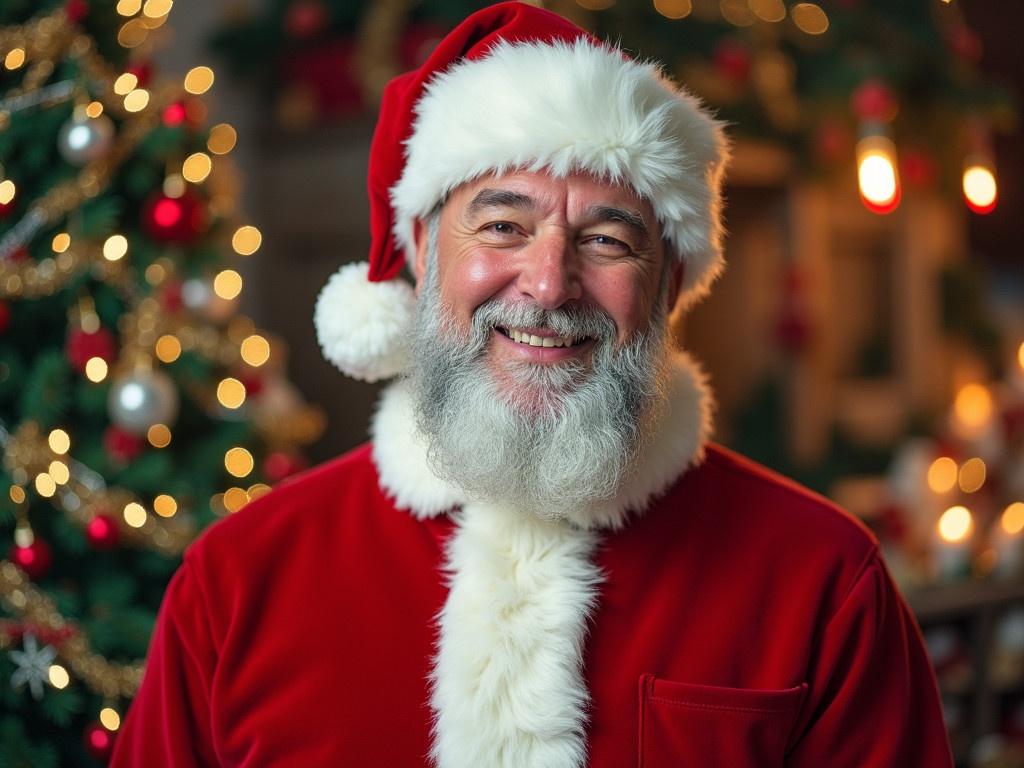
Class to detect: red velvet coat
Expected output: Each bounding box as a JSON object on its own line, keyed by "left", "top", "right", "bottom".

{"left": 112, "top": 360, "right": 952, "bottom": 767}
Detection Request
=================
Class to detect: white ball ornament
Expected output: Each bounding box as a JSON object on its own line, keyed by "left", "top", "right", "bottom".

{"left": 107, "top": 369, "right": 179, "bottom": 435}
{"left": 58, "top": 113, "right": 115, "bottom": 166}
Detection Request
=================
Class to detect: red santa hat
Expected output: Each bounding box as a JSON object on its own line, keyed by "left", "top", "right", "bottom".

{"left": 315, "top": 1, "right": 728, "bottom": 382}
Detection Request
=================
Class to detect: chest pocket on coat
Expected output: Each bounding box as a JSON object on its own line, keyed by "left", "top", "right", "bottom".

{"left": 638, "top": 674, "right": 807, "bottom": 768}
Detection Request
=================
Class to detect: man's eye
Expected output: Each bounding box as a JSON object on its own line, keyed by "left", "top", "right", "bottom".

{"left": 583, "top": 234, "right": 630, "bottom": 253}
{"left": 486, "top": 222, "right": 517, "bottom": 235}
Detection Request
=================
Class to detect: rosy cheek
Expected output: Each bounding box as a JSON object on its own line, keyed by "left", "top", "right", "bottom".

{"left": 440, "top": 252, "right": 515, "bottom": 323}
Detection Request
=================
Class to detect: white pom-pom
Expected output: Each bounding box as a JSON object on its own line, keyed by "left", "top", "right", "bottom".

{"left": 314, "top": 261, "right": 416, "bottom": 382}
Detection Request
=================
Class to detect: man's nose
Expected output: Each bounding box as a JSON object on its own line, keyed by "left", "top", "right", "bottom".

{"left": 515, "top": 232, "right": 582, "bottom": 309}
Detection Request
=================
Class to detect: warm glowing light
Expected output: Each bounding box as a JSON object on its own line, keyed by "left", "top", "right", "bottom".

{"left": 182, "top": 152, "right": 212, "bottom": 183}
{"left": 792, "top": 2, "right": 829, "bottom": 34}
{"left": 1019, "top": 342, "right": 1024, "bottom": 371}
{"left": 85, "top": 357, "right": 108, "bottom": 382}
{"left": 1002, "top": 503, "right": 1024, "bottom": 536}
{"left": 208, "top": 123, "right": 238, "bottom": 155}
{"left": 118, "top": 19, "right": 149, "bottom": 48}
{"left": 152, "top": 197, "right": 182, "bottom": 228}
{"left": 51, "top": 232, "right": 71, "bottom": 253}
{"left": 155, "top": 334, "right": 181, "bottom": 363}
{"left": 48, "top": 460, "right": 70, "bottom": 485}
{"left": 225, "top": 447, "right": 255, "bottom": 478}
{"left": 4, "top": 48, "right": 26, "bottom": 70}
{"left": 142, "top": 0, "right": 173, "bottom": 17}
{"left": 963, "top": 164, "right": 997, "bottom": 214}
{"left": 123, "top": 502, "right": 147, "bottom": 528}
{"left": 958, "top": 457, "right": 986, "bottom": 493}
{"left": 720, "top": 0, "right": 756, "bottom": 26}
{"left": 153, "top": 494, "right": 177, "bottom": 517}
{"left": 48, "top": 664, "right": 70, "bottom": 689}
{"left": 117, "top": 0, "right": 142, "bottom": 15}
{"left": 223, "top": 487, "right": 249, "bottom": 512}
{"left": 654, "top": 0, "right": 692, "bottom": 19}
{"left": 184, "top": 66, "right": 215, "bottom": 95}
{"left": 113, "top": 72, "right": 138, "bottom": 95}
{"left": 926, "top": 457, "right": 958, "bottom": 493}
{"left": 248, "top": 483, "right": 272, "bottom": 500}
{"left": 214, "top": 269, "right": 243, "bottom": 300}
{"left": 0, "top": 179, "right": 16, "bottom": 205}
{"left": 938, "top": 505, "right": 973, "bottom": 543}
{"left": 48, "top": 429, "right": 71, "bottom": 454}
{"left": 231, "top": 225, "right": 262, "bottom": 255}
{"left": 124, "top": 88, "right": 150, "bottom": 112}
{"left": 9, "top": 486, "right": 26, "bottom": 504}
{"left": 240, "top": 334, "right": 271, "bottom": 367}
{"left": 100, "top": 707, "right": 122, "bottom": 731}
{"left": 163, "top": 173, "right": 186, "bottom": 198}
{"left": 84, "top": 101, "right": 104, "bottom": 119}
{"left": 217, "top": 378, "right": 246, "bottom": 409}
{"left": 749, "top": 0, "right": 785, "bottom": 22}
{"left": 145, "top": 263, "right": 166, "bottom": 285}
{"left": 954, "top": 383, "right": 993, "bottom": 430}
{"left": 35, "top": 473, "right": 56, "bottom": 498}
{"left": 147, "top": 423, "right": 172, "bottom": 448}
{"left": 103, "top": 234, "right": 128, "bottom": 261}
{"left": 857, "top": 135, "right": 900, "bottom": 214}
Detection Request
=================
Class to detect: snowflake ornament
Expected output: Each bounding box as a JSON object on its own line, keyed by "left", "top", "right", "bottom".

{"left": 9, "top": 632, "right": 57, "bottom": 700}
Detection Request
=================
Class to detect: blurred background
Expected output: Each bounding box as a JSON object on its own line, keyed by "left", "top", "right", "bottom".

{"left": 1, "top": 0, "right": 1023, "bottom": 764}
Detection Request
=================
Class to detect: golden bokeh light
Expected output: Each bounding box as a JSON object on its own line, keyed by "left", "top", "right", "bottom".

{"left": 48, "top": 664, "right": 70, "bottom": 689}
{"left": 720, "top": 0, "right": 756, "bottom": 26}
{"left": 4, "top": 48, "right": 26, "bottom": 70}
{"left": 143, "top": 0, "right": 173, "bottom": 17}
{"left": 938, "top": 505, "right": 973, "bottom": 543}
{"left": 153, "top": 494, "right": 178, "bottom": 517}
{"left": 217, "top": 378, "right": 246, "bottom": 409}
{"left": 653, "top": 0, "right": 692, "bottom": 19}
{"left": 208, "top": 123, "right": 238, "bottom": 155}
{"left": 963, "top": 165, "right": 997, "bottom": 213}
{"left": 123, "top": 502, "right": 147, "bottom": 528}
{"left": 231, "top": 225, "right": 262, "bottom": 256}
{"left": 225, "top": 447, "right": 255, "bottom": 478}
{"left": 35, "top": 473, "right": 56, "bottom": 498}
{"left": 857, "top": 147, "right": 898, "bottom": 209}
{"left": 103, "top": 234, "right": 128, "bottom": 261}
{"left": 124, "top": 88, "right": 150, "bottom": 112}
{"left": 113, "top": 72, "right": 138, "bottom": 95}
{"left": 155, "top": 334, "right": 182, "bottom": 363}
{"left": 147, "top": 423, "right": 172, "bottom": 448}
{"left": 927, "top": 457, "right": 958, "bottom": 493}
{"left": 958, "top": 457, "right": 986, "bottom": 494}
{"left": 1019, "top": 342, "right": 1024, "bottom": 371}
{"left": 51, "top": 232, "right": 71, "bottom": 253}
{"left": 48, "top": 460, "right": 70, "bottom": 485}
{"left": 792, "top": 2, "right": 829, "bottom": 34}
{"left": 1002, "top": 503, "right": 1024, "bottom": 536}
{"left": 240, "top": 334, "right": 271, "bottom": 367}
{"left": 213, "top": 269, "right": 243, "bottom": 300}
{"left": 48, "top": 428, "right": 71, "bottom": 454}
{"left": 85, "top": 357, "right": 108, "bottom": 383}
{"left": 749, "top": 0, "right": 785, "bottom": 22}
{"left": 9, "top": 486, "right": 26, "bottom": 504}
{"left": 248, "top": 483, "right": 272, "bottom": 500}
{"left": 954, "top": 383, "right": 993, "bottom": 430}
{"left": 117, "top": 19, "right": 149, "bottom": 48}
{"left": 0, "top": 179, "right": 16, "bottom": 205}
{"left": 223, "top": 487, "right": 249, "bottom": 513}
{"left": 144, "top": 262, "right": 166, "bottom": 285}
{"left": 182, "top": 152, "right": 212, "bottom": 183}
{"left": 100, "top": 707, "right": 122, "bottom": 731}
{"left": 184, "top": 66, "right": 215, "bottom": 95}
{"left": 116, "top": 0, "right": 142, "bottom": 15}
{"left": 163, "top": 173, "right": 186, "bottom": 199}
{"left": 85, "top": 101, "right": 104, "bottom": 118}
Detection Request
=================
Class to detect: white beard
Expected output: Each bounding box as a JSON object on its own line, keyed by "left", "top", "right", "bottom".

{"left": 407, "top": 237, "right": 671, "bottom": 521}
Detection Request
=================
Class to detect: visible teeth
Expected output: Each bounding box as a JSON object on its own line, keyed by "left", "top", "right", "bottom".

{"left": 503, "top": 328, "right": 577, "bottom": 348}
{"left": 529, "top": 334, "right": 542, "bottom": 347}
{"left": 542, "top": 337, "right": 554, "bottom": 347}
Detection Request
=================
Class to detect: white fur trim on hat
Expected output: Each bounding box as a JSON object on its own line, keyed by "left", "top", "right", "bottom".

{"left": 391, "top": 38, "right": 729, "bottom": 308}
{"left": 314, "top": 261, "right": 415, "bottom": 382}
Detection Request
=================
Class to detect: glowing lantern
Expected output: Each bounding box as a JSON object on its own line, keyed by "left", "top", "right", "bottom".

{"left": 856, "top": 132, "right": 900, "bottom": 214}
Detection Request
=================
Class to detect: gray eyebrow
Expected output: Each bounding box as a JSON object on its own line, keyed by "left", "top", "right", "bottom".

{"left": 586, "top": 205, "right": 651, "bottom": 243}
{"left": 466, "top": 189, "right": 537, "bottom": 217}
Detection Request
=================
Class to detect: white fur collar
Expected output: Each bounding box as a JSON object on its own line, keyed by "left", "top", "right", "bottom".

{"left": 370, "top": 350, "right": 713, "bottom": 530}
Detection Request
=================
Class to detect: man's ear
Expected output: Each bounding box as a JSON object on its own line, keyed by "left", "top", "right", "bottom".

{"left": 668, "top": 258, "right": 685, "bottom": 307}
{"left": 411, "top": 217, "right": 430, "bottom": 291}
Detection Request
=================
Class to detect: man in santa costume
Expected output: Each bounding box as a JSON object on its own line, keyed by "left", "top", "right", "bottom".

{"left": 112, "top": 3, "right": 953, "bottom": 766}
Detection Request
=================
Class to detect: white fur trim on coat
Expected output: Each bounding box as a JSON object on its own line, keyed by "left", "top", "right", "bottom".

{"left": 391, "top": 39, "right": 729, "bottom": 308}
{"left": 313, "top": 261, "right": 416, "bottom": 382}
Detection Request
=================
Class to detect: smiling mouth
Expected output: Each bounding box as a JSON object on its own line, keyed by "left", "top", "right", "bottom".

{"left": 496, "top": 327, "right": 589, "bottom": 348}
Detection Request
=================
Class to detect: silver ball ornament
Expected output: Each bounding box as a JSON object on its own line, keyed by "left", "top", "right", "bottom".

{"left": 58, "top": 113, "right": 115, "bottom": 166}
{"left": 107, "top": 369, "right": 179, "bottom": 435}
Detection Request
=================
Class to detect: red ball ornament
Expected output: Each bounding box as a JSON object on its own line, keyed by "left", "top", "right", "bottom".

{"left": 66, "top": 327, "right": 117, "bottom": 373}
{"left": 285, "top": 0, "right": 330, "bottom": 39}
{"left": 83, "top": 721, "right": 116, "bottom": 761}
{"left": 238, "top": 371, "right": 264, "bottom": 398}
{"left": 65, "top": 0, "right": 88, "bottom": 24}
{"left": 712, "top": 39, "right": 752, "bottom": 85}
{"left": 142, "top": 190, "right": 207, "bottom": 244}
{"left": 263, "top": 451, "right": 306, "bottom": 483}
{"left": 9, "top": 538, "right": 53, "bottom": 580}
{"left": 162, "top": 101, "right": 188, "bottom": 127}
{"left": 0, "top": 300, "right": 10, "bottom": 334}
{"left": 851, "top": 80, "right": 897, "bottom": 122}
{"left": 104, "top": 425, "right": 145, "bottom": 463}
{"left": 86, "top": 514, "right": 121, "bottom": 550}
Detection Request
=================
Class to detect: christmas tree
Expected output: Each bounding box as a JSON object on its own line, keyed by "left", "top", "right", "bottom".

{"left": 0, "top": 1, "right": 323, "bottom": 763}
